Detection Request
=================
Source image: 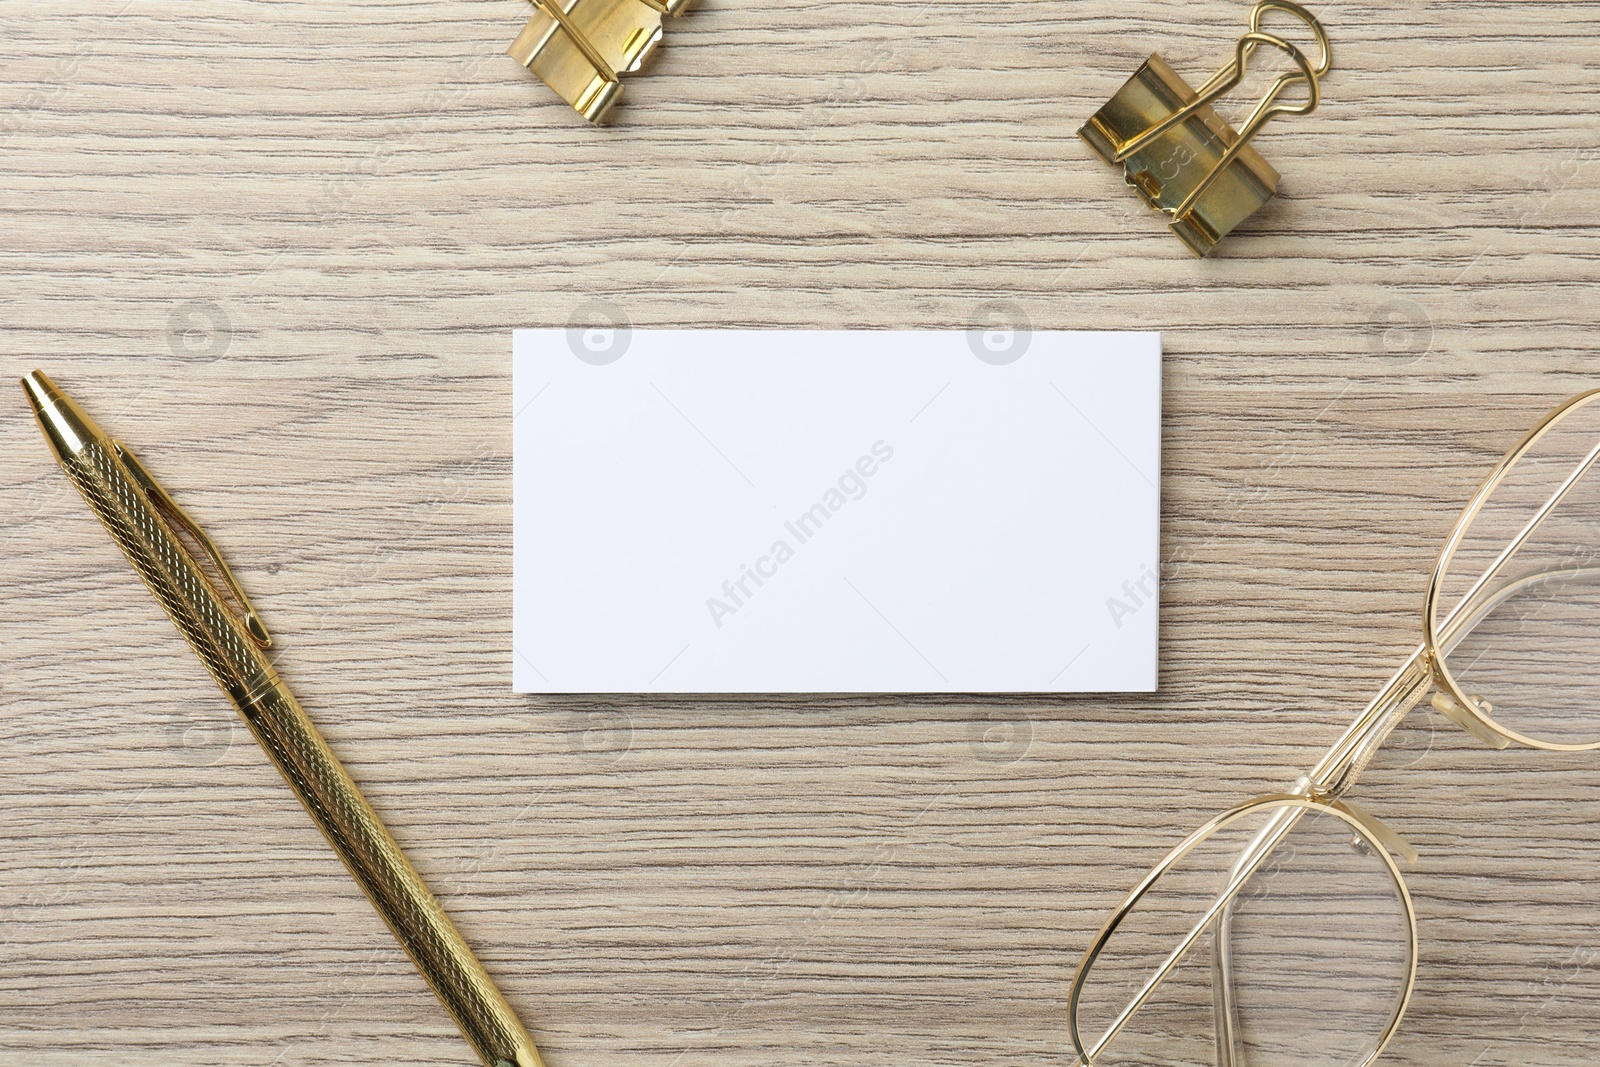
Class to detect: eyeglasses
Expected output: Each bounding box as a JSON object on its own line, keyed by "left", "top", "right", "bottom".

{"left": 1068, "top": 390, "right": 1600, "bottom": 1067}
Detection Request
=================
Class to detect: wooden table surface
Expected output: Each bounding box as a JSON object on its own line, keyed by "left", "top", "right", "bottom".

{"left": 4, "top": 1, "right": 1600, "bottom": 1064}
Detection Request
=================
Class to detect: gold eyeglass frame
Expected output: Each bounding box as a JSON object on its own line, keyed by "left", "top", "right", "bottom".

{"left": 1068, "top": 388, "right": 1600, "bottom": 1067}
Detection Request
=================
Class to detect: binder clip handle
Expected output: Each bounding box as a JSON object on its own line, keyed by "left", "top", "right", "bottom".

{"left": 1113, "top": 28, "right": 1321, "bottom": 165}
{"left": 1244, "top": 0, "right": 1331, "bottom": 79}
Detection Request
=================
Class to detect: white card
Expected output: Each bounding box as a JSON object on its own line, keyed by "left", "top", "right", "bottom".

{"left": 513, "top": 329, "right": 1161, "bottom": 693}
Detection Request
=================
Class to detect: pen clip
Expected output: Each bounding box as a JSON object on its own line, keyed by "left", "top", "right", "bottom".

{"left": 113, "top": 442, "right": 273, "bottom": 649}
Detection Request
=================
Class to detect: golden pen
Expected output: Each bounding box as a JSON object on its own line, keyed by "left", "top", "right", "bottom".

{"left": 21, "top": 370, "right": 543, "bottom": 1067}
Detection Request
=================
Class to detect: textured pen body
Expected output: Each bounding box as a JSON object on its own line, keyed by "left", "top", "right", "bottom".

{"left": 22, "top": 372, "right": 543, "bottom": 1067}
{"left": 243, "top": 681, "right": 540, "bottom": 1066}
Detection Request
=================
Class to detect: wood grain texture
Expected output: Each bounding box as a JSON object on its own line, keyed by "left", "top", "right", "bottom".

{"left": 3, "top": 1, "right": 1600, "bottom": 1064}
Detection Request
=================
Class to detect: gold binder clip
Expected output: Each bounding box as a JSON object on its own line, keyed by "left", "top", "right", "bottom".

{"left": 509, "top": 0, "right": 692, "bottom": 123}
{"left": 1079, "top": 1, "right": 1331, "bottom": 257}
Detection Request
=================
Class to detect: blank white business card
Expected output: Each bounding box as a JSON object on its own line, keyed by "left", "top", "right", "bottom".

{"left": 513, "top": 329, "right": 1160, "bottom": 693}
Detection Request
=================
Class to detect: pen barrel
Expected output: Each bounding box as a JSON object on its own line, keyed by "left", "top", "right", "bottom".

{"left": 25, "top": 373, "right": 543, "bottom": 1067}
{"left": 242, "top": 680, "right": 544, "bottom": 1067}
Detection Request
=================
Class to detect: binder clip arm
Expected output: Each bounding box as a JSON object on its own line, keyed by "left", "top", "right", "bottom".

{"left": 1168, "top": 33, "right": 1321, "bottom": 223}
{"left": 1204, "top": 0, "right": 1332, "bottom": 91}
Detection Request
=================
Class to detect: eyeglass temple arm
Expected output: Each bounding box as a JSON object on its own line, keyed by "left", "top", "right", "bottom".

{"left": 1212, "top": 899, "right": 1245, "bottom": 1067}
{"left": 1209, "top": 805, "right": 1308, "bottom": 1067}
{"left": 1076, "top": 818, "right": 1294, "bottom": 1064}
{"left": 1208, "top": 795, "right": 1421, "bottom": 1064}
{"left": 1077, "top": 790, "right": 1403, "bottom": 1065}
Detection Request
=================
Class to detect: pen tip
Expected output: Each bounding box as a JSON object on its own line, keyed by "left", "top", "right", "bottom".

{"left": 20, "top": 369, "right": 59, "bottom": 415}
{"left": 21, "top": 369, "right": 96, "bottom": 460}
